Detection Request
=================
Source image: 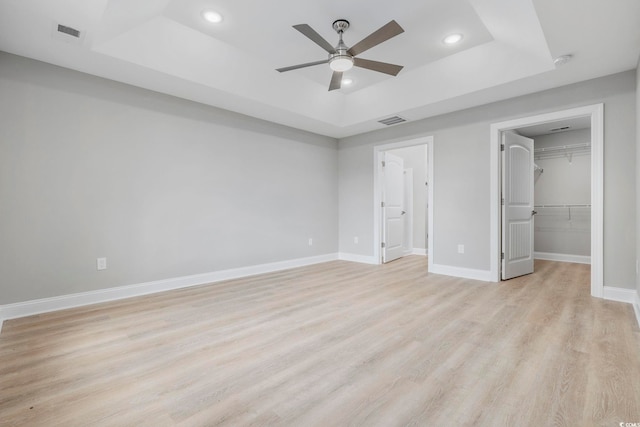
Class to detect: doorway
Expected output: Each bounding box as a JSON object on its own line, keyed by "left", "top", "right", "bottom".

{"left": 490, "top": 104, "right": 604, "bottom": 297}
{"left": 501, "top": 118, "right": 592, "bottom": 280}
{"left": 373, "top": 137, "right": 434, "bottom": 267}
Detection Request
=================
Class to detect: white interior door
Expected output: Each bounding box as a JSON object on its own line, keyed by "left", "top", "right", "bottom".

{"left": 502, "top": 131, "right": 535, "bottom": 280}
{"left": 403, "top": 168, "right": 414, "bottom": 256}
{"left": 382, "top": 152, "right": 405, "bottom": 263}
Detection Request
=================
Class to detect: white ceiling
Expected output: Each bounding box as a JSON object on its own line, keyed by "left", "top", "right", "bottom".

{"left": 0, "top": 0, "right": 639, "bottom": 138}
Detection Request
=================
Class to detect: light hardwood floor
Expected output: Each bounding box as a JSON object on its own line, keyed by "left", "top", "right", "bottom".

{"left": 1, "top": 257, "right": 639, "bottom": 426}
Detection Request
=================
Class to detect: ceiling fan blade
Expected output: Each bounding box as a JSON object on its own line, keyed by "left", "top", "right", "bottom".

{"left": 277, "top": 59, "right": 329, "bottom": 73}
{"left": 347, "top": 20, "right": 404, "bottom": 56}
{"left": 293, "top": 24, "right": 336, "bottom": 54}
{"left": 354, "top": 58, "right": 403, "bottom": 76}
{"left": 329, "top": 71, "right": 343, "bottom": 91}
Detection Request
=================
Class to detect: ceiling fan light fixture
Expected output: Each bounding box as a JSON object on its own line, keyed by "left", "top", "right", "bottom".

{"left": 443, "top": 33, "right": 463, "bottom": 45}
{"left": 202, "top": 10, "right": 223, "bottom": 24}
{"left": 329, "top": 55, "right": 354, "bottom": 72}
{"left": 276, "top": 19, "right": 404, "bottom": 90}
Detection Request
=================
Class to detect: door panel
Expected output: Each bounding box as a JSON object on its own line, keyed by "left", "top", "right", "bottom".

{"left": 502, "top": 132, "right": 535, "bottom": 279}
{"left": 383, "top": 153, "right": 405, "bottom": 263}
{"left": 403, "top": 169, "right": 413, "bottom": 255}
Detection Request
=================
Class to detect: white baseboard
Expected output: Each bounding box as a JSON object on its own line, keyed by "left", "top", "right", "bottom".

{"left": 338, "top": 253, "right": 378, "bottom": 265}
{"left": 534, "top": 252, "right": 590, "bottom": 264}
{"left": 603, "top": 286, "right": 637, "bottom": 304}
{"left": 0, "top": 253, "right": 339, "bottom": 328}
{"left": 634, "top": 293, "right": 640, "bottom": 329}
{"left": 429, "top": 263, "right": 493, "bottom": 282}
{"left": 412, "top": 248, "right": 427, "bottom": 256}
{"left": 604, "top": 287, "right": 640, "bottom": 329}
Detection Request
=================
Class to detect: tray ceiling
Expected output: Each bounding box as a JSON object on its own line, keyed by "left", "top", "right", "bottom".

{"left": 0, "top": 0, "right": 638, "bottom": 137}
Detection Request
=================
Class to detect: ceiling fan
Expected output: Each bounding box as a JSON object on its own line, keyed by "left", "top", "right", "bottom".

{"left": 277, "top": 19, "right": 405, "bottom": 91}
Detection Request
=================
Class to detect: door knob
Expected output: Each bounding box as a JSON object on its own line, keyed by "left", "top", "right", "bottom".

{"left": 531, "top": 210, "right": 538, "bottom": 216}
{"left": 401, "top": 211, "right": 406, "bottom": 215}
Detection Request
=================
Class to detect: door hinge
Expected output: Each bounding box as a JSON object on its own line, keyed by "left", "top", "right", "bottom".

{"left": 501, "top": 197, "right": 505, "bottom": 206}
{"left": 501, "top": 144, "right": 505, "bottom": 152}
{"left": 382, "top": 160, "right": 386, "bottom": 167}
{"left": 501, "top": 252, "right": 505, "bottom": 260}
{"left": 381, "top": 201, "right": 385, "bottom": 208}
{"left": 381, "top": 242, "right": 386, "bottom": 248}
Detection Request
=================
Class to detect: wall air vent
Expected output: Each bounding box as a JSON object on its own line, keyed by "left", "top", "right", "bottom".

{"left": 57, "top": 24, "right": 81, "bottom": 38}
{"left": 378, "top": 116, "right": 407, "bottom": 126}
{"left": 550, "top": 126, "right": 571, "bottom": 133}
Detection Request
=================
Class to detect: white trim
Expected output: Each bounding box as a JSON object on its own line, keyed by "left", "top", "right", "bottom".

{"left": 490, "top": 104, "right": 604, "bottom": 298}
{"left": 633, "top": 293, "right": 640, "bottom": 329}
{"left": 603, "top": 286, "right": 637, "bottom": 304}
{"left": 430, "top": 264, "right": 493, "bottom": 282}
{"left": 338, "top": 253, "right": 378, "bottom": 265}
{"left": 0, "top": 253, "right": 339, "bottom": 326}
{"left": 534, "top": 252, "right": 591, "bottom": 264}
{"left": 412, "top": 248, "right": 427, "bottom": 256}
{"left": 373, "top": 136, "right": 434, "bottom": 273}
{"left": 427, "top": 143, "right": 434, "bottom": 274}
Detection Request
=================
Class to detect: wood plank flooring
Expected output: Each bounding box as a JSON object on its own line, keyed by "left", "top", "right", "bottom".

{"left": 1, "top": 257, "right": 639, "bottom": 426}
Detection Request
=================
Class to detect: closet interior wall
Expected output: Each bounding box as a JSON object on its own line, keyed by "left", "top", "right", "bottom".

{"left": 533, "top": 128, "right": 592, "bottom": 261}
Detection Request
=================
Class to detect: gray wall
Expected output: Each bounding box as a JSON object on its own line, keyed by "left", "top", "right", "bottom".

{"left": 533, "top": 129, "right": 591, "bottom": 257}
{"left": 0, "top": 52, "right": 338, "bottom": 304}
{"left": 339, "top": 71, "right": 637, "bottom": 289}
{"left": 387, "top": 145, "right": 428, "bottom": 250}
{"left": 637, "top": 59, "right": 640, "bottom": 298}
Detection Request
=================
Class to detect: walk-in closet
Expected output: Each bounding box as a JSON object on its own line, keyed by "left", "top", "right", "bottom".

{"left": 524, "top": 121, "right": 592, "bottom": 264}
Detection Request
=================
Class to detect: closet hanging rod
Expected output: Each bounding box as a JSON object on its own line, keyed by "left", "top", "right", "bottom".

{"left": 533, "top": 204, "right": 591, "bottom": 208}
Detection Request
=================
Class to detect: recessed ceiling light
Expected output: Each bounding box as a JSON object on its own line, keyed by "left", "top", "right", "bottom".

{"left": 443, "top": 33, "right": 463, "bottom": 45}
{"left": 202, "top": 10, "right": 223, "bottom": 24}
{"left": 342, "top": 78, "right": 353, "bottom": 86}
{"left": 553, "top": 54, "right": 573, "bottom": 67}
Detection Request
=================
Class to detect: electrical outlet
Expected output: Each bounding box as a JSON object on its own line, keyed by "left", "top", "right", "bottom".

{"left": 457, "top": 244, "right": 465, "bottom": 254}
{"left": 308, "top": 238, "right": 313, "bottom": 246}
{"left": 96, "top": 257, "right": 107, "bottom": 271}
{"left": 354, "top": 236, "right": 359, "bottom": 244}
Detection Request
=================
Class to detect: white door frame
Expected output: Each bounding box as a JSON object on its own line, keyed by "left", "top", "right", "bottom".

{"left": 373, "top": 136, "right": 434, "bottom": 266}
{"left": 489, "top": 104, "right": 604, "bottom": 297}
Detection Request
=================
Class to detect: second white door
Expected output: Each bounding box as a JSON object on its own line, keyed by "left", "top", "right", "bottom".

{"left": 382, "top": 152, "right": 405, "bottom": 263}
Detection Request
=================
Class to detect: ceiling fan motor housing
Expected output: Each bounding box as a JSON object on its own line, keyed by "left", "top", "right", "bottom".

{"left": 329, "top": 19, "right": 354, "bottom": 71}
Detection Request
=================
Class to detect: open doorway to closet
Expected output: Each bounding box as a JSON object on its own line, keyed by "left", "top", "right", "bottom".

{"left": 520, "top": 117, "right": 592, "bottom": 263}
{"left": 501, "top": 117, "right": 592, "bottom": 280}
{"left": 373, "top": 137, "right": 434, "bottom": 267}
{"left": 490, "top": 104, "right": 604, "bottom": 297}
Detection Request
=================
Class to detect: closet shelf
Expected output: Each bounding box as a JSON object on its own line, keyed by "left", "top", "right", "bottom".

{"left": 534, "top": 142, "right": 590, "bottom": 161}
{"left": 534, "top": 204, "right": 591, "bottom": 208}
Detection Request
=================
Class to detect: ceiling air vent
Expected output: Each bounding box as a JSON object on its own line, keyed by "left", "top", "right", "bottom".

{"left": 57, "top": 24, "right": 81, "bottom": 38}
{"left": 378, "top": 116, "right": 407, "bottom": 126}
